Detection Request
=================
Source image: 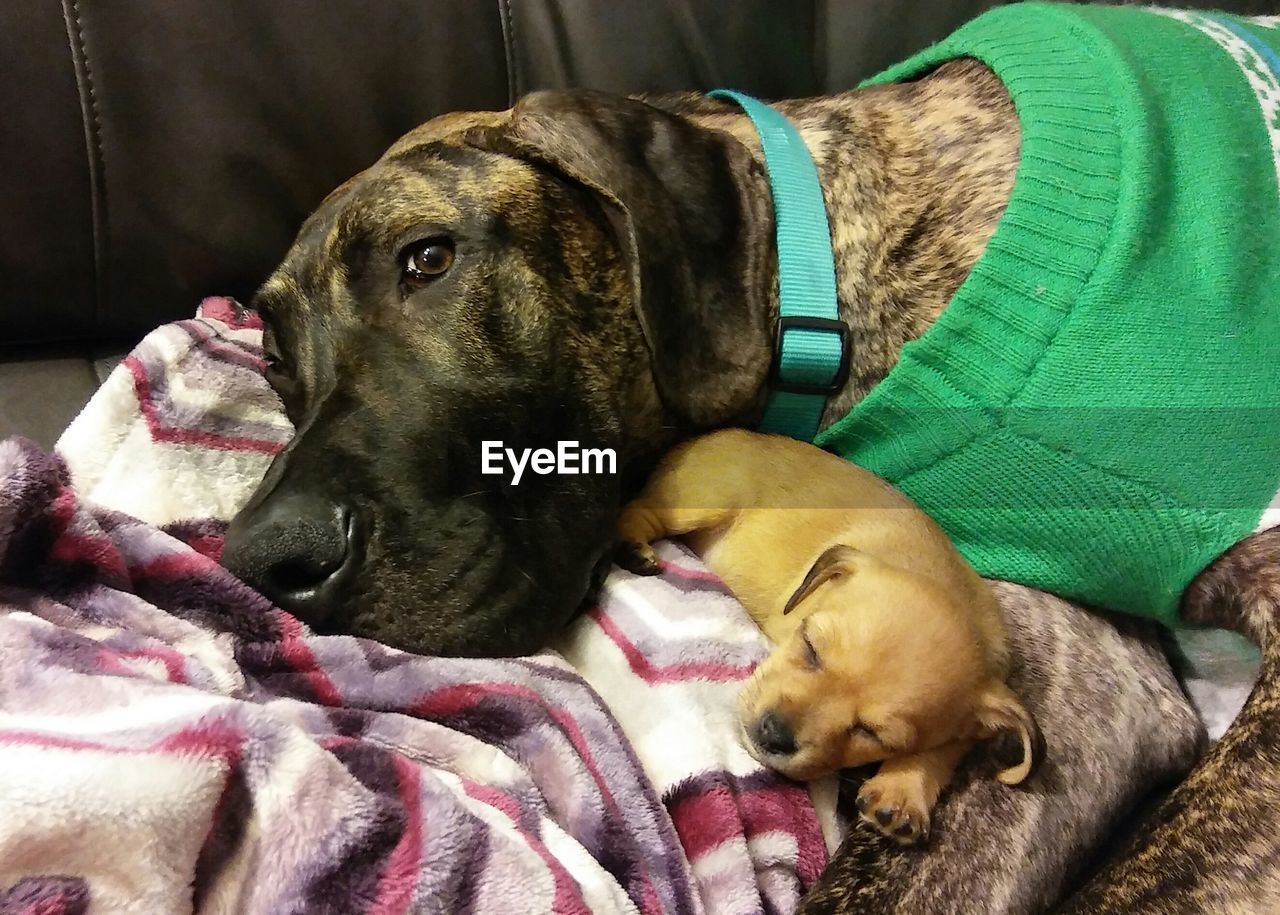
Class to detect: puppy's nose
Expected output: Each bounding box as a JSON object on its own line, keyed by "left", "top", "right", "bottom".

{"left": 221, "top": 493, "right": 361, "bottom": 627}
{"left": 753, "top": 711, "right": 797, "bottom": 756}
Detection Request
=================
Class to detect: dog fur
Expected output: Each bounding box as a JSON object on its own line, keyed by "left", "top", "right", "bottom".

{"left": 616, "top": 428, "right": 1040, "bottom": 845}
{"left": 222, "top": 58, "right": 1017, "bottom": 656}
{"left": 224, "top": 52, "right": 1278, "bottom": 911}
{"left": 1055, "top": 529, "right": 1280, "bottom": 914}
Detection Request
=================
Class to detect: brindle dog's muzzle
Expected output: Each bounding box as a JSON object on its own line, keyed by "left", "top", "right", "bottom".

{"left": 221, "top": 485, "right": 363, "bottom": 630}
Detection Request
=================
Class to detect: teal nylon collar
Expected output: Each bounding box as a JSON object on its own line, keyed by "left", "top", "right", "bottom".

{"left": 707, "top": 89, "right": 849, "bottom": 441}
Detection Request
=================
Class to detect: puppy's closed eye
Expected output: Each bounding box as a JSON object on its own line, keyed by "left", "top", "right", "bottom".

{"left": 800, "top": 624, "right": 821, "bottom": 670}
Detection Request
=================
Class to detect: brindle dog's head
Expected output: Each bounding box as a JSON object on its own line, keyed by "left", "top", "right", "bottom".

{"left": 221, "top": 91, "right": 776, "bottom": 656}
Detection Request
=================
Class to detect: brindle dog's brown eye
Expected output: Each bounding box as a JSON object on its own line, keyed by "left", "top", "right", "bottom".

{"left": 401, "top": 237, "right": 455, "bottom": 286}
{"left": 261, "top": 333, "right": 286, "bottom": 377}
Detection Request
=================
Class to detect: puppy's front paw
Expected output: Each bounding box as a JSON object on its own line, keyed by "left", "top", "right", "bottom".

{"left": 614, "top": 540, "right": 662, "bottom": 576}
{"left": 856, "top": 773, "right": 933, "bottom": 845}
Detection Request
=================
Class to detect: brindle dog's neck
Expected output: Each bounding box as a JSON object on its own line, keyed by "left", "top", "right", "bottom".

{"left": 672, "top": 59, "right": 1020, "bottom": 429}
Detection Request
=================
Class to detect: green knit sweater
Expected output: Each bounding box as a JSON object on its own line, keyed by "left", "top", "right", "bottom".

{"left": 815, "top": 4, "right": 1280, "bottom": 624}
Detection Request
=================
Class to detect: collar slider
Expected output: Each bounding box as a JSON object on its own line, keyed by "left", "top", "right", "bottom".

{"left": 769, "top": 316, "right": 851, "bottom": 396}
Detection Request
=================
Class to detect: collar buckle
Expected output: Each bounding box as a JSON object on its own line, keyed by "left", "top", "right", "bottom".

{"left": 769, "top": 315, "right": 852, "bottom": 396}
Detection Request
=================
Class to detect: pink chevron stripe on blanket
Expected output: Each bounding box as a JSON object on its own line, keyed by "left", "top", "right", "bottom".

{"left": 586, "top": 605, "right": 760, "bottom": 684}
{"left": 0, "top": 299, "right": 843, "bottom": 915}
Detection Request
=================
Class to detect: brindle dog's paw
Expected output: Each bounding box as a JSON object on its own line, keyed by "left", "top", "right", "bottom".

{"left": 855, "top": 775, "right": 932, "bottom": 845}
{"left": 614, "top": 540, "right": 662, "bottom": 576}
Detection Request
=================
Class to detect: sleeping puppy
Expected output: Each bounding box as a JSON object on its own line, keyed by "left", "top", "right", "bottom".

{"left": 616, "top": 428, "right": 1041, "bottom": 844}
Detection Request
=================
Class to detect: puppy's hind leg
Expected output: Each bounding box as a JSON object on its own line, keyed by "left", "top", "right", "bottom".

{"left": 615, "top": 450, "right": 740, "bottom": 574}
{"left": 615, "top": 500, "right": 732, "bottom": 575}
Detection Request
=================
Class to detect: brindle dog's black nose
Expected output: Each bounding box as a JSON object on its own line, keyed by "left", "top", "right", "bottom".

{"left": 221, "top": 494, "right": 361, "bottom": 627}
{"left": 753, "top": 711, "right": 797, "bottom": 756}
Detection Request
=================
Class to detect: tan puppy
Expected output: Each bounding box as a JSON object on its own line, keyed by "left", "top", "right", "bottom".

{"left": 616, "top": 429, "right": 1041, "bottom": 844}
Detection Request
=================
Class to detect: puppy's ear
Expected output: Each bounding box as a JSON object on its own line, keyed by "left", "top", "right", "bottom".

{"left": 465, "top": 90, "right": 775, "bottom": 428}
{"left": 974, "top": 680, "right": 1044, "bottom": 786}
{"left": 784, "top": 545, "right": 861, "bottom": 615}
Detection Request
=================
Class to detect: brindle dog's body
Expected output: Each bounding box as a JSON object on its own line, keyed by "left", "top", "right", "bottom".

{"left": 222, "top": 57, "right": 1280, "bottom": 912}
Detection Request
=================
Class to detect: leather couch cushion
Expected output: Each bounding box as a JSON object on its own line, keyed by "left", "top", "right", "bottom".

{"left": 2, "top": 1, "right": 510, "bottom": 349}
{"left": 506, "top": 0, "right": 821, "bottom": 97}
{"left": 0, "top": 3, "right": 97, "bottom": 345}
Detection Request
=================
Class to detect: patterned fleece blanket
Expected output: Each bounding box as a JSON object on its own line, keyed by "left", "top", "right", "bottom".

{"left": 0, "top": 298, "right": 840, "bottom": 915}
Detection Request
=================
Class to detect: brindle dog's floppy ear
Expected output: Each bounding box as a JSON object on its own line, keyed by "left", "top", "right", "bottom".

{"left": 975, "top": 680, "right": 1044, "bottom": 786}
{"left": 465, "top": 90, "right": 775, "bottom": 428}
{"left": 783, "top": 544, "right": 861, "bottom": 615}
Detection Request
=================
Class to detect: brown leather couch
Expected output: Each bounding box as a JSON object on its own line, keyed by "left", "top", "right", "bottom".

{"left": 2, "top": 0, "right": 1275, "bottom": 447}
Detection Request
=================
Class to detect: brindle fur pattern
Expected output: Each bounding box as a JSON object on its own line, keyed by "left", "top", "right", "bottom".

{"left": 244, "top": 110, "right": 660, "bottom": 655}
{"left": 1056, "top": 529, "right": 1280, "bottom": 914}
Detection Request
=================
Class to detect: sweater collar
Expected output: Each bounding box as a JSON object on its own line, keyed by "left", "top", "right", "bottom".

{"left": 814, "top": 3, "right": 1124, "bottom": 475}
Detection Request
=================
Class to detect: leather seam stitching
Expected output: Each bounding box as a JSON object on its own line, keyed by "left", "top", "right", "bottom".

{"left": 498, "top": 0, "right": 521, "bottom": 103}
{"left": 60, "top": 0, "right": 108, "bottom": 335}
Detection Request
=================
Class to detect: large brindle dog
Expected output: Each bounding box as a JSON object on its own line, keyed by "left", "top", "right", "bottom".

{"left": 220, "top": 54, "right": 1279, "bottom": 913}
